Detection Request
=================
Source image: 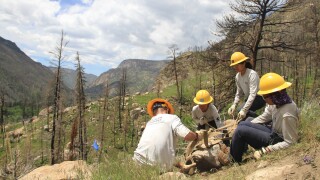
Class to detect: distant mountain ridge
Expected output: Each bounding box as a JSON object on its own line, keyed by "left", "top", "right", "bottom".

{"left": 86, "top": 59, "right": 169, "bottom": 98}
{"left": 49, "top": 67, "right": 97, "bottom": 90}
{"left": 0, "top": 36, "right": 169, "bottom": 102}
{"left": 0, "top": 36, "right": 54, "bottom": 102}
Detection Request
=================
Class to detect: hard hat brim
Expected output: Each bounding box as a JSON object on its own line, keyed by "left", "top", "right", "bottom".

{"left": 230, "top": 57, "right": 249, "bottom": 66}
{"left": 147, "top": 98, "right": 174, "bottom": 117}
{"left": 258, "top": 82, "right": 292, "bottom": 95}
{"left": 193, "top": 96, "right": 213, "bottom": 105}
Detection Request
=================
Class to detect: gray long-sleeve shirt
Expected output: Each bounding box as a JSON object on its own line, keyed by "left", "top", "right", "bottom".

{"left": 233, "top": 69, "right": 260, "bottom": 112}
{"left": 192, "top": 104, "right": 221, "bottom": 127}
{"left": 251, "top": 102, "right": 299, "bottom": 151}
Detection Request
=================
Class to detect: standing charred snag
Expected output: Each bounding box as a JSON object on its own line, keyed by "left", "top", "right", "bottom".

{"left": 49, "top": 30, "right": 68, "bottom": 165}
{"left": 216, "top": 0, "right": 299, "bottom": 70}
{"left": 99, "top": 83, "right": 109, "bottom": 162}
{"left": 75, "top": 52, "right": 88, "bottom": 160}
{"left": 168, "top": 44, "right": 180, "bottom": 101}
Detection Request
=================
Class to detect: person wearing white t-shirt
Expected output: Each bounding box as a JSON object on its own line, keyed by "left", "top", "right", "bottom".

{"left": 227, "top": 52, "right": 266, "bottom": 121}
{"left": 133, "top": 98, "right": 199, "bottom": 171}
{"left": 230, "top": 73, "right": 299, "bottom": 162}
{"left": 192, "top": 90, "right": 221, "bottom": 130}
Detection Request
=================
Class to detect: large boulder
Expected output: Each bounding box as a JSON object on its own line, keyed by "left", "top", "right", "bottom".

{"left": 38, "top": 106, "right": 53, "bottom": 116}
{"left": 178, "top": 120, "right": 238, "bottom": 174}
{"left": 20, "top": 160, "right": 91, "bottom": 180}
{"left": 7, "top": 127, "right": 24, "bottom": 141}
{"left": 130, "top": 107, "right": 146, "bottom": 120}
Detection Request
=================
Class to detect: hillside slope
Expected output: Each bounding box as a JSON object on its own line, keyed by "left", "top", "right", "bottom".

{"left": 86, "top": 59, "right": 169, "bottom": 98}
{"left": 0, "top": 36, "right": 54, "bottom": 102}
{"left": 49, "top": 67, "right": 97, "bottom": 90}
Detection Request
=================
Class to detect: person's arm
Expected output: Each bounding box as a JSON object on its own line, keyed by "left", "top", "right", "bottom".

{"left": 184, "top": 131, "right": 198, "bottom": 141}
{"left": 211, "top": 105, "right": 220, "bottom": 121}
{"left": 267, "top": 115, "right": 299, "bottom": 151}
{"left": 172, "top": 115, "right": 194, "bottom": 140}
{"left": 233, "top": 76, "right": 243, "bottom": 106}
{"left": 191, "top": 106, "right": 200, "bottom": 124}
{"left": 251, "top": 105, "right": 272, "bottom": 124}
{"left": 241, "top": 72, "right": 259, "bottom": 113}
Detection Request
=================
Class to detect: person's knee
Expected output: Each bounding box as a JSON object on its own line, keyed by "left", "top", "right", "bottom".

{"left": 245, "top": 117, "right": 254, "bottom": 122}
{"left": 238, "top": 121, "right": 251, "bottom": 126}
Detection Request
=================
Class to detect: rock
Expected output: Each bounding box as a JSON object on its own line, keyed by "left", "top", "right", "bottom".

{"left": 43, "top": 125, "right": 49, "bottom": 132}
{"left": 130, "top": 108, "right": 143, "bottom": 120}
{"left": 245, "top": 164, "right": 294, "bottom": 180}
{"left": 7, "top": 127, "right": 24, "bottom": 139}
{"left": 63, "top": 106, "right": 76, "bottom": 113}
{"left": 257, "top": 160, "right": 269, "bottom": 168}
{"left": 132, "top": 103, "right": 139, "bottom": 108}
{"left": 159, "top": 172, "right": 187, "bottom": 180}
{"left": 29, "top": 116, "right": 39, "bottom": 123}
{"left": 38, "top": 106, "right": 53, "bottom": 116}
{"left": 20, "top": 160, "right": 91, "bottom": 180}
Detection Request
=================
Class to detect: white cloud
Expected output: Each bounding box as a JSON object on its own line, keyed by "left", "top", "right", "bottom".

{"left": 0, "top": 0, "right": 231, "bottom": 75}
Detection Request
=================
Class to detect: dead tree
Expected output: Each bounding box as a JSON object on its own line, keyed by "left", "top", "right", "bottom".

{"left": 75, "top": 52, "right": 88, "bottom": 160}
{"left": 308, "top": 1, "right": 320, "bottom": 93}
{"left": 0, "top": 91, "right": 5, "bottom": 148}
{"left": 0, "top": 92, "right": 4, "bottom": 133}
{"left": 99, "top": 82, "right": 109, "bottom": 162}
{"left": 117, "top": 68, "right": 127, "bottom": 129}
{"left": 50, "top": 30, "right": 68, "bottom": 165}
{"left": 121, "top": 68, "right": 127, "bottom": 111}
{"left": 155, "top": 78, "right": 162, "bottom": 98}
{"left": 216, "top": 0, "right": 299, "bottom": 70}
{"left": 169, "top": 44, "right": 180, "bottom": 101}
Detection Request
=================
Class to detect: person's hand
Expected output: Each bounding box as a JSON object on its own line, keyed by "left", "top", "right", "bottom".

{"left": 228, "top": 104, "right": 236, "bottom": 116}
{"left": 253, "top": 150, "right": 262, "bottom": 160}
{"left": 237, "top": 110, "right": 246, "bottom": 120}
{"left": 253, "top": 147, "right": 271, "bottom": 160}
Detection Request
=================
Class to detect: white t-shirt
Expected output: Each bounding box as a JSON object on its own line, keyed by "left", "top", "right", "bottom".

{"left": 192, "top": 104, "right": 221, "bottom": 127}
{"left": 133, "top": 114, "right": 191, "bottom": 171}
{"left": 251, "top": 102, "right": 299, "bottom": 151}
{"left": 233, "top": 69, "right": 260, "bottom": 112}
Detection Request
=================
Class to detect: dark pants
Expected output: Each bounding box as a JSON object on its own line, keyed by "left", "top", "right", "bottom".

{"left": 197, "top": 120, "right": 217, "bottom": 130}
{"left": 230, "top": 121, "right": 282, "bottom": 162}
{"left": 240, "top": 95, "right": 266, "bottom": 120}
{"left": 249, "top": 95, "right": 266, "bottom": 111}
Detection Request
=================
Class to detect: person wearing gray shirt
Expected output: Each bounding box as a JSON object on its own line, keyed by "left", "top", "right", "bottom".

{"left": 192, "top": 90, "right": 221, "bottom": 130}
{"left": 228, "top": 52, "right": 265, "bottom": 121}
{"left": 230, "top": 73, "right": 299, "bottom": 162}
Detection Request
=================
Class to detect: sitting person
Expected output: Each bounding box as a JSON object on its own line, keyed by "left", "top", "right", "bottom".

{"left": 133, "top": 98, "right": 201, "bottom": 171}
{"left": 192, "top": 90, "right": 221, "bottom": 130}
{"left": 230, "top": 72, "right": 299, "bottom": 162}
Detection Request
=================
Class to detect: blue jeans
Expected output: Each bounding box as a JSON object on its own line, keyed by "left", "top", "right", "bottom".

{"left": 230, "top": 121, "right": 272, "bottom": 162}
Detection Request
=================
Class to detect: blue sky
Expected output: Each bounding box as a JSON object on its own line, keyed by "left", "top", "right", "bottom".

{"left": 0, "top": 0, "right": 231, "bottom": 76}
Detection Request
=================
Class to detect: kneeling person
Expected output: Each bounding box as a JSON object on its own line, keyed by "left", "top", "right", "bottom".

{"left": 133, "top": 98, "right": 199, "bottom": 171}
{"left": 192, "top": 90, "right": 221, "bottom": 130}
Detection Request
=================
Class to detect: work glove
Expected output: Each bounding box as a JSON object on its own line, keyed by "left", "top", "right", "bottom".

{"left": 228, "top": 104, "right": 236, "bottom": 116}
{"left": 253, "top": 147, "right": 271, "bottom": 160}
{"left": 237, "top": 110, "right": 246, "bottom": 120}
{"left": 199, "top": 117, "right": 207, "bottom": 125}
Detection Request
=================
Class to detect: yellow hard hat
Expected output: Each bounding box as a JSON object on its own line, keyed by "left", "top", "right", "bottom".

{"left": 147, "top": 98, "right": 174, "bottom": 117}
{"left": 193, "top": 90, "right": 213, "bottom": 105}
{"left": 230, "top": 52, "right": 249, "bottom": 66}
{"left": 258, "top": 73, "right": 292, "bottom": 95}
